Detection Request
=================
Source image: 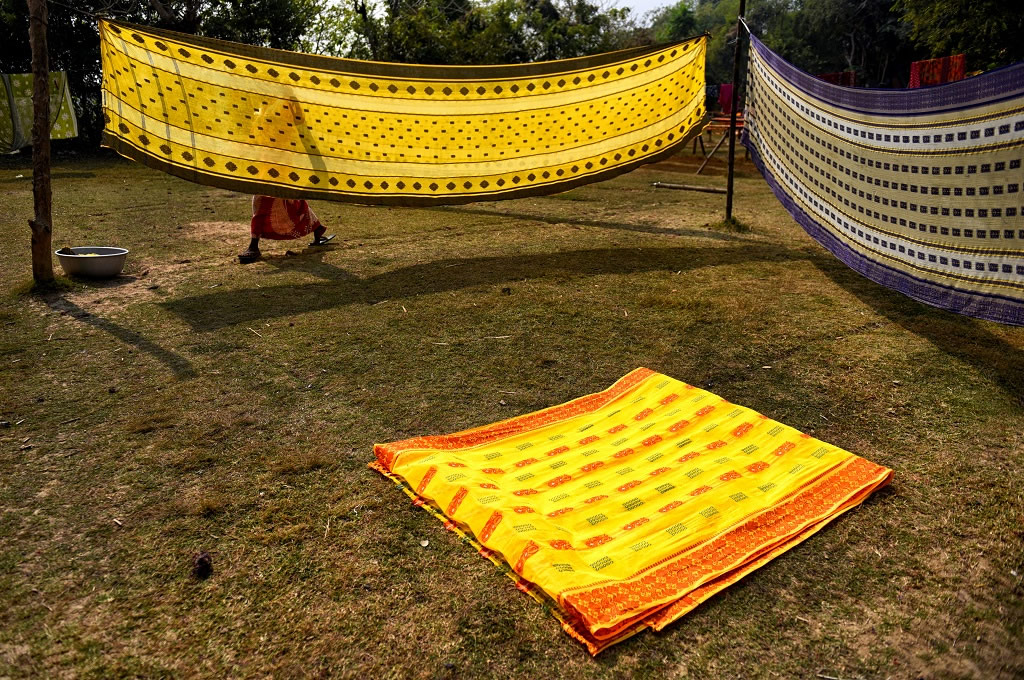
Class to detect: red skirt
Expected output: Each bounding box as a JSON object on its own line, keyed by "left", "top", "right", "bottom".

{"left": 250, "top": 195, "right": 322, "bottom": 240}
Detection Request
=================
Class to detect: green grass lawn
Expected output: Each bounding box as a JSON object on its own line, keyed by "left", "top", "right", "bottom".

{"left": 1, "top": 152, "right": 1021, "bottom": 679}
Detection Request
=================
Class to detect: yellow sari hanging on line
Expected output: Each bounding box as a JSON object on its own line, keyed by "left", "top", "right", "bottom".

{"left": 98, "top": 20, "right": 709, "bottom": 206}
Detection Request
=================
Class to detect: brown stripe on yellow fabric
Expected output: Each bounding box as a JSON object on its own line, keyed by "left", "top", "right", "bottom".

{"left": 102, "top": 113, "right": 709, "bottom": 206}
{"left": 106, "top": 19, "right": 701, "bottom": 81}
{"left": 100, "top": 20, "right": 709, "bottom": 205}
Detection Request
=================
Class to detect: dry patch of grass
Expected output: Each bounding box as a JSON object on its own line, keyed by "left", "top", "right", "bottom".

{"left": 271, "top": 451, "right": 332, "bottom": 477}
{"left": 124, "top": 409, "right": 179, "bottom": 434}
{"left": 0, "top": 153, "right": 1021, "bottom": 679}
{"left": 175, "top": 490, "right": 229, "bottom": 518}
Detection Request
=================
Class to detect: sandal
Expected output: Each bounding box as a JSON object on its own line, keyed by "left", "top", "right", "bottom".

{"left": 238, "top": 248, "right": 262, "bottom": 264}
{"left": 310, "top": 234, "right": 336, "bottom": 246}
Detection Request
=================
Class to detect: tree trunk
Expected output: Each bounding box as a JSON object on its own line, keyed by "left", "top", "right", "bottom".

{"left": 147, "top": 0, "right": 175, "bottom": 22}
{"left": 27, "top": 0, "right": 53, "bottom": 284}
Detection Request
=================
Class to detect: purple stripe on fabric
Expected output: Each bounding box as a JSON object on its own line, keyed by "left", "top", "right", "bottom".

{"left": 742, "top": 133, "right": 1024, "bottom": 326}
{"left": 750, "top": 35, "right": 1024, "bottom": 116}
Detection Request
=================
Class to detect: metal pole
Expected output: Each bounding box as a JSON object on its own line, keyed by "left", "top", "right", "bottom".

{"left": 696, "top": 132, "right": 728, "bottom": 175}
{"left": 724, "top": 0, "right": 747, "bottom": 222}
{"left": 27, "top": 0, "right": 54, "bottom": 284}
{"left": 652, "top": 182, "right": 728, "bottom": 195}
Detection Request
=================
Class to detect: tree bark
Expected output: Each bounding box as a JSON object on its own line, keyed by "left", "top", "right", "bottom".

{"left": 147, "top": 0, "right": 175, "bottom": 21}
{"left": 27, "top": 0, "right": 53, "bottom": 284}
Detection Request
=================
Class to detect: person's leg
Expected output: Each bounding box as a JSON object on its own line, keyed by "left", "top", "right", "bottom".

{"left": 306, "top": 203, "right": 334, "bottom": 246}
{"left": 310, "top": 225, "right": 335, "bottom": 246}
{"left": 238, "top": 236, "right": 261, "bottom": 263}
{"left": 239, "top": 195, "right": 265, "bottom": 263}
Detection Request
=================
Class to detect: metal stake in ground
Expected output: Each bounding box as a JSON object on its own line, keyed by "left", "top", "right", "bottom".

{"left": 27, "top": 0, "right": 54, "bottom": 284}
{"left": 724, "top": 0, "right": 747, "bottom": 222}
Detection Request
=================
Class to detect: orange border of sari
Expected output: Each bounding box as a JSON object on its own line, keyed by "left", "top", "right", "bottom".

{"left": 370, "top": 370, "right": 892, "bottom": 654}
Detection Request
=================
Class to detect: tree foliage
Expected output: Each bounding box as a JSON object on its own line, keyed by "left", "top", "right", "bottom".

{"left": 0, "top": 0, "right": 320, "bottom": 149}
{"left": 1, "top": 0, "right": 1019, "bottom": 152}
{"left": 652, "top": 0, "right": 1017, "bottom": 87}
{"left": 750, "top": 0, "right": 914, "bottom": 86}
{"left": 895, "top": 0, "right": 1024, "bottom": 71}
{"left": 307, "top": 0, "right": 641, "bottom": 65}
{"left": 646, "top": 1, "right": 696, "bottom": 44}
{"left": 187, "top": 0, "right": 321, "bottom": 49}
{"left": 645, "top": 0, "right": 914, "bottom": 87}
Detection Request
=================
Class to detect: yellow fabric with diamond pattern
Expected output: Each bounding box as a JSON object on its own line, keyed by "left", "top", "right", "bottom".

{"left": 98, "top": 20, "right": 708, "bottom": 206}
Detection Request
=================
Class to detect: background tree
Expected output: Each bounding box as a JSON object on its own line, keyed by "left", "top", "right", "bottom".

{"left": 311, "top": 0, "right": 641, "bottom": 65}
{"left": 3, "top": 0, "right": 1020, "bottom": 152}
{"left": 693, "top": 0, "right": 740, "bottom": 85}
{"left": 649, "top": 0, "right": 916, "bottom": 87}
{"left": 0, "top": 0, "right": 321, "bottom": 151}
{"left": 192, "top": 0, "right": 321, "bottom": 49}
{"left": 646, "top": 1, "right": 697, "bottom": 44}
{"left": 754, "top": 0, "right": 914, "bottom": 86}
{"left": 896, "top": 0, "right": 1024, "bottom": 71}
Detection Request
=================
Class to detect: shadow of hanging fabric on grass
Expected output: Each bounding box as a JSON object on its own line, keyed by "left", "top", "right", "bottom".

{"left": 161, "top": 244, "right": 809, "bottom": 331}
{"left": 435, "top": 206, "right": 753, "bottom": 241}
{"left": 816, "top": 260, "right": 1024, "bottom": 406}
{"left": 260, "top": 248, "right": 360, "bottom": 281}
{"left": 46, "top": 296, "right": 197, "bottom": 379}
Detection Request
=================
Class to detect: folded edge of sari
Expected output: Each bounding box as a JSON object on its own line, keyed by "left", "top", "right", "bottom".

{"left": 370, "top": 369, "right": 893, "bottom": 654}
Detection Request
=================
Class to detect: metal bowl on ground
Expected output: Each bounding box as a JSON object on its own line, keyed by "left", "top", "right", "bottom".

{"left": 55, "top": 247, "right": 129, "bottom": 278}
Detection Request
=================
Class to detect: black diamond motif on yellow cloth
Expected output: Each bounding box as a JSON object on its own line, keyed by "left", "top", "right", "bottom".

{"left": 98, "top": 20, "right": 708, "bottom": 206}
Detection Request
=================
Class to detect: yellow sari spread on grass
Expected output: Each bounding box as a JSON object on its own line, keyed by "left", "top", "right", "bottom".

{"left": 98, "top": 20, "right": 708, "bottom": 206}
{"left": 371, "top": 368, "right": 892, "bottom": 654}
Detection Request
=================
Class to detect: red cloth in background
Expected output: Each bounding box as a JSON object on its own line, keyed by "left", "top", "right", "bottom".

{"left": 250, "top": 195, "right": 322, "bottom": 240}
{"left": 909, "top": 54, "right": 965, "bottom": 88}
{"left": 718, "top": 83, "right": 734, "bottom": 115}
{"left": 817, "top": 71, "right": 856, "bottom": 87}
